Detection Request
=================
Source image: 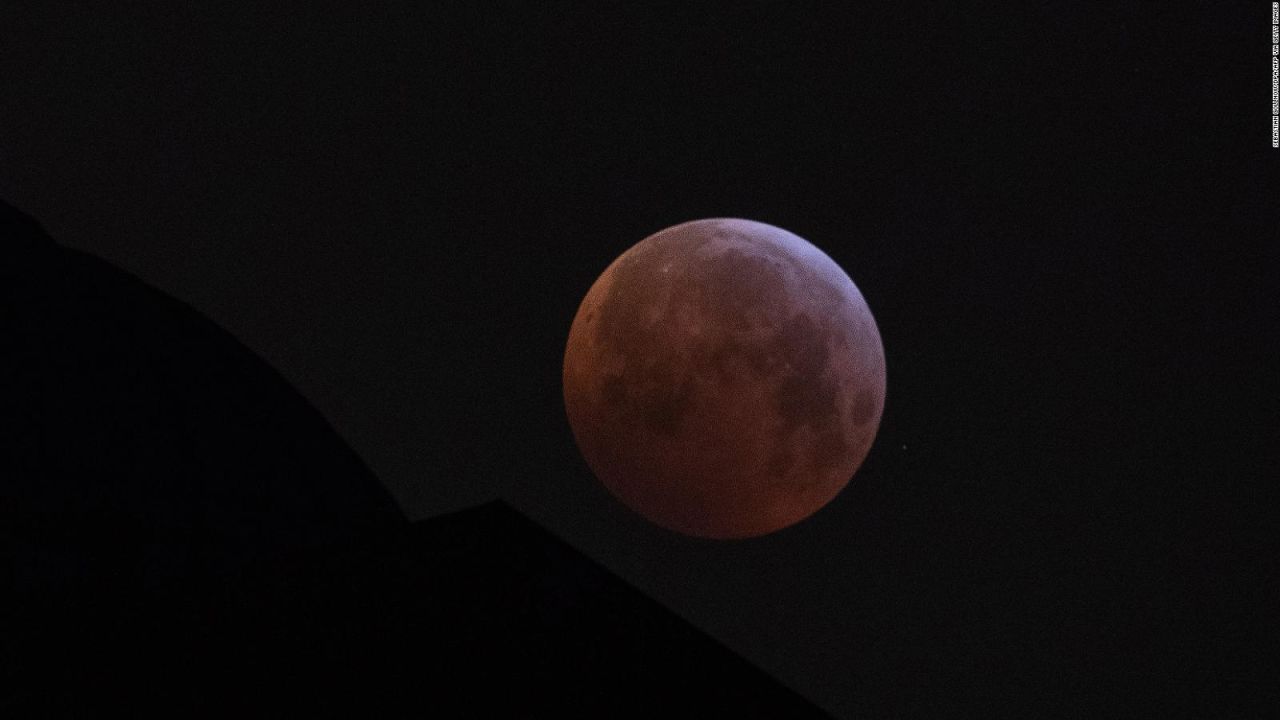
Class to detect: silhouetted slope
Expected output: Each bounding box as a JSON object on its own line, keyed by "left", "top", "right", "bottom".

{"left": 16, "top": 501, "right": 829, "bottom": 716}
{"left": 247, "top": 501, "right": 831, "bottom": 716}
{"left": 1, "top": 201, "right": 825, "bottom": 716}
{"left": 1, "top": 198, "right": 406, "bottom": 601}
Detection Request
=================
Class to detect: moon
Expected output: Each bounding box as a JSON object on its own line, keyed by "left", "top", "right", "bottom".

{"left": 562, "top": 219, "right": 886, "bottom": 539}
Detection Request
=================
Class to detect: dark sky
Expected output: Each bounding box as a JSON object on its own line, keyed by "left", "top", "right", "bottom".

{"left": 1, "top": 3, "right": 1273, "bottom": 716}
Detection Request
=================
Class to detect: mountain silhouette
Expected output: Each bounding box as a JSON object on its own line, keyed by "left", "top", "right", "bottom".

{"left": 1, "top": 199, "right": 406, "bottom": 594}
{"left": 1, "top": 199, "right": 827, "bottom": 717}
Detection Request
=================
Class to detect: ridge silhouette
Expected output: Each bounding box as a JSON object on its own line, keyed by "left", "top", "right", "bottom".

{"left": 1, "top": 199, "right": 828, "bottom": 717}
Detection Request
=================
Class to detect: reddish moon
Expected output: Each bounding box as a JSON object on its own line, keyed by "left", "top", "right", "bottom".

{"left": 562, "top": 218, "right": 886, "bottom": 539}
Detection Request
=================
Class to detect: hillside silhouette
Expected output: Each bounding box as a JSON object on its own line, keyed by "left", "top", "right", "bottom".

{"left": 1, "top": 199, "right": 826, "bottom": 717}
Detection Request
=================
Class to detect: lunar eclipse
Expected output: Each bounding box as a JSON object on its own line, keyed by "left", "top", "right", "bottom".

{"left": 563, "top": 219, "right": 886, "bottom": 539}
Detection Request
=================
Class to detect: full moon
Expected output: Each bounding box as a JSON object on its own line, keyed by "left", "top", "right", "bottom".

{"left": 562, "top": 219, "right": 886, "bottom": 539}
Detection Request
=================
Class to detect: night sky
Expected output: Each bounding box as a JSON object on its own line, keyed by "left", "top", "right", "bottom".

{"left": 2, "top": 3, "right": 1273, "bottom": 716}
